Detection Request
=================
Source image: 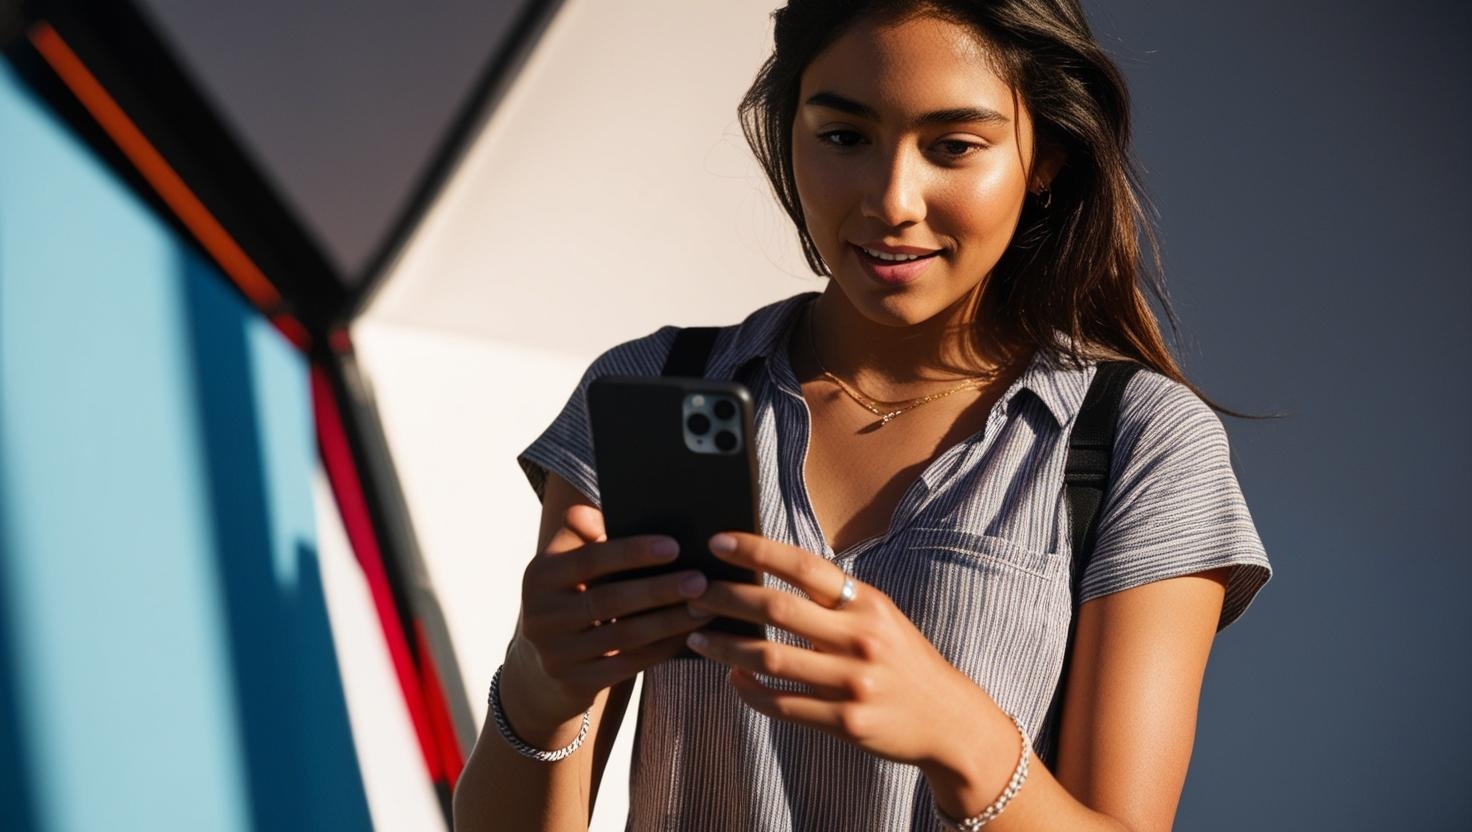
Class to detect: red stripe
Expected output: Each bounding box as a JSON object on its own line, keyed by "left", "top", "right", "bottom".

{"left": 415, "top": 622, "right": 466, "bottom": 788}
{"left": 30, "top": 22, "right": 311, "bottom": 353}
{"left": 311, "top": 365, "right": 443, "bottom": 781}
{"left": 270, "top": 314, "right": 311, "bottom": 352}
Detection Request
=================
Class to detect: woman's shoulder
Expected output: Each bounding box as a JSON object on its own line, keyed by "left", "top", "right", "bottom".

{"left": 1108, "top": 364, "right": 1233, "bottom": 474}
{"left": 579, "top": 324, "right": 681, "bottom": 379}
{"left": 582, "top": 292, "right": 817, "bottom": 380}
{"left": 1116, "top": 365, "right": 1218, "bottom": 425}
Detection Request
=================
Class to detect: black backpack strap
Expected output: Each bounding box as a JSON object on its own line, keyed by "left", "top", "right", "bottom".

{"left": 661, "top": 327, "right": 720, "bottom": 377}
{"left": 1065, "top": 361, "right": 1143, "bottom": 589}
{"left": 1040, "top": 359, "right": 1142, "bottom": 766}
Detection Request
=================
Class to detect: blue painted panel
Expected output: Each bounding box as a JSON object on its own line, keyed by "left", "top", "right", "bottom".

{"left": 0, "top": 59, "right": 369, "bottom": 831}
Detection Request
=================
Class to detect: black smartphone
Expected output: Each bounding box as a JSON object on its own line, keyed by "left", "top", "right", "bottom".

{"left": 587, "top": 375, "right": 763, "bottom": 642}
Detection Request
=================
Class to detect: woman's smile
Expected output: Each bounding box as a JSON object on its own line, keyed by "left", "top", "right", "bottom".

{"left": 849, "top": 242, "right": 942, "bottom": 286}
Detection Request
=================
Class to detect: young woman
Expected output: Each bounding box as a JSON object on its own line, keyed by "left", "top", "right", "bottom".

{"left": 455, "top": 1, "right": 1272, "bottom": 829}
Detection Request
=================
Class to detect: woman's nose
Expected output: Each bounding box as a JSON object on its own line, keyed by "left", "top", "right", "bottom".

{"left": 860, "top": 150, "right": 926, "bottom": 228}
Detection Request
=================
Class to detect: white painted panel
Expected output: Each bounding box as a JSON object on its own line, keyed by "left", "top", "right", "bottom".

{"left": 364, "top": 0, "right": 817, "bottom": 356}
{"left": 316, "top": 470, "right": 448, "bottom": 832}
{"left": 350, "top": 321, "right": 643, "bottom": 831}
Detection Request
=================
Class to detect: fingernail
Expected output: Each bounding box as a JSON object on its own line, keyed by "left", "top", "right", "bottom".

{"left": 679, "top": 572, "right": 707, "bottom": 598}
{"left": 687, "top": 632, "right": 708, "bottom": 650}
{"left": 687, "top": 603, "right": 712, "bottom": 620}
{"left": 650, "top": 538, "right": 679, "bottom": 560}
{"left": 709, "top": 534, "right": 736, "bottom": 554}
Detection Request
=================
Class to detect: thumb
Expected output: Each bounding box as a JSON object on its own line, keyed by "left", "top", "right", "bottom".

{"left": 541, "top": 503, "right": 606, "bottom": 557}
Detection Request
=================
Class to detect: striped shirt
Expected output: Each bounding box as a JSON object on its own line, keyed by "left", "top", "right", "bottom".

{"left": 520, "top": 292, "right": 1272, "bottom": 831}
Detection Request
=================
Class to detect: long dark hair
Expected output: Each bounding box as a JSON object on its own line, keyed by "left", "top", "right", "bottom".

{"left": 740, "top": 0, "right": 1210, "bottom": 400}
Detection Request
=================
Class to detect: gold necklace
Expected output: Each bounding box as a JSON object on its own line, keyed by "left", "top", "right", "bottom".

{"left": 806, "top": 310, "right": 991, "bottom": 427}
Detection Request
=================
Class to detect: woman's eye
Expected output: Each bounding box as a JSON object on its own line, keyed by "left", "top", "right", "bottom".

{"left": 934, "top": 139, "right": 982, "bottom": 158}
{"left": 817, "top": 129, "right": 864, "bottom": 148}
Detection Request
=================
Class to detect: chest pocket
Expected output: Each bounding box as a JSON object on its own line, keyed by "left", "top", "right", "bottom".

{"left": 903, "top": 528, "right": 1062, "bottom": 578}
{"left": 847, "top": 529, "right": 1071, "bottom": 692}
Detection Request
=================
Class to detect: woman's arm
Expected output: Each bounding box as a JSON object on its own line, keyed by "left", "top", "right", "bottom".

{"left": 452, "top": 474, "right": 617, "bottom": 830}
{"left": 452, "top": 674, "right": 632, "bottom": 832}
{"left": 924, "top": 565, "right": 1233, "bottom": 832}
{"left": 453, "top": 473, "right": 705, "bottom": 831}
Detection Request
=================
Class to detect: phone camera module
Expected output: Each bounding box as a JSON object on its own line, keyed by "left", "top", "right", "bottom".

{"left": 684, "top": 391, "right": 742, "bottom": 454}
{"left": 686, "top": 413, "right": 712, "bottom": 436}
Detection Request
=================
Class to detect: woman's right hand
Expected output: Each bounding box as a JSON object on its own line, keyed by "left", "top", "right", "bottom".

{"left": 498, "top": 503, "right": 713, "bottom": 742}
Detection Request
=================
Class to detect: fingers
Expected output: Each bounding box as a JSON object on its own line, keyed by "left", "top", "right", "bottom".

{"left": 686, "top": 631, "right": 858, "bottom": 699}
{"left": 571, "top": 570, "right": 708, "bottom": 628}
{"left": 535, "top": 603, "right": 711, "bottom": 689}
{"left": 709, "top": 533, "right": 853, "bottom": 609}
{"left": 518, "top": 571, "right": 710, "bottom": 713}
{"left": 562, "top": 604, "right": 714, "bottom": 663}
{"left": 561, "top": 635, "right": 692, "bottom": 694}
{"left": 516, "top": 504, "right": 708, "bottom": 712}
{"left": 536, "top": 535, "right": 681, "bottom": 590}
{"left": 688, "top": 580, "right": 851, "bottom": 651}
{"left": 524, "top": 562, "right": 704, "bottom": 635}
{"left": 728, "top": 668, "right": 850, "bottom": 735}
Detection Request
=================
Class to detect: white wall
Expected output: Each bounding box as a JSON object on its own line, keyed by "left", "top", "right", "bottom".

{"left": 362, "top": 0, "right": 816, "bottom": 355}
{"left": 345, "top": 1, "right": 816, "bottom": 829}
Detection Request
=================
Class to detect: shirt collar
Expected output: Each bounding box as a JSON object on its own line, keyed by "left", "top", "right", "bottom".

{"left": 1007, "top": 348, "right": 1092, "bottom": 428}
{"left": 709, "top": 292, "right": 1094, "bottom": 428}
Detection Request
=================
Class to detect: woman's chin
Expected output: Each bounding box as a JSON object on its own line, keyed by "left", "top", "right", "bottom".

{"left": 825, "top": 278, "right": 973, "bottom": 330}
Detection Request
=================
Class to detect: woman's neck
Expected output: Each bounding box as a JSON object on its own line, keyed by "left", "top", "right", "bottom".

{"left": 801, "top": 285, "right": 1020, "bottom": 400}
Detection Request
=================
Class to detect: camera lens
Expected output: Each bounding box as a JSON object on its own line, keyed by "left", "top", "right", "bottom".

{"left": 713, "top": 399, "right": 736, "bottom": 420}
{"left": 686, "top": 413, "right": 712, "bottom": 435}
{"left": 715, "top": 430, "right": 738, "bottom": 452}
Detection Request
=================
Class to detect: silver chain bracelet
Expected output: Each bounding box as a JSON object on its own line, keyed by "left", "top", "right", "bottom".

{"left": 488, "top": 665, "right": 590, "bottom": 763}
{"left": 933, "top": 712, "right": 1032, "bottom": 830}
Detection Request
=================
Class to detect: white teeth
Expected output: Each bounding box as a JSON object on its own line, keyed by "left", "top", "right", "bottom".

{"left": 861, "top": 247, "right": 930, "bottom": 262}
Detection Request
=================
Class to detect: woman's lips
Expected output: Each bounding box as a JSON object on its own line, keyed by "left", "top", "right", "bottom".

{"left": 850, "top": 243, "right": 940, "bottom": 286}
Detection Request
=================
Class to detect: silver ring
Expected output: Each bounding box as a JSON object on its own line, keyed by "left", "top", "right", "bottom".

{"left": 834, "top": 575, "right": 857, "bottom": 610}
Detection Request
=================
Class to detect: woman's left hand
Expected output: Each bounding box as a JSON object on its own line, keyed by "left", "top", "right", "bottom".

{"left": 685, "top": 531, "right": 991, "bottom": 770}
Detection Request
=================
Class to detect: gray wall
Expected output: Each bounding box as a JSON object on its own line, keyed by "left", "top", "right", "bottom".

{"left": 137, "top": 0, "right": 539, "bottom": 279}
{"left": 1083, "top": 1, "right": 1471, "bottom": 828}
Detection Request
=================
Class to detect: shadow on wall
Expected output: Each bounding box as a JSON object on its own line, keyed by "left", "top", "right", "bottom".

{"left": 0, "top": 246, "right": 374, "bottom": 831}
{"left": 0, "top": 60, "right": 375, "bottom": 821}
{"left": 179, "top": 250, "right": 373, "bottom": 831}
{"left": 0, "top": 449, "right": 40, "bottom": 832}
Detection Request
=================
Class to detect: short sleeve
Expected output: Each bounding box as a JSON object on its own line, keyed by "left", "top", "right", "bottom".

{"left": 517, "top": 326, "right": 680, "bottom": 506}
{"left": 1079, "top": 371, "right": 1273, "bottom": 631}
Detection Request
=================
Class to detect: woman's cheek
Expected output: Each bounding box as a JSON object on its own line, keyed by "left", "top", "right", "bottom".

{"left": 941, "top": 172, "right": 1026, "bottom": 242}
{"left": 795, "top": 174, "right": 847, "bottom": 255}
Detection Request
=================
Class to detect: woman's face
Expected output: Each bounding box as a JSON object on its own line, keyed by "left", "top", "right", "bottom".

{"left": 792, "top": 13, "right": 1045, "bottom": 328}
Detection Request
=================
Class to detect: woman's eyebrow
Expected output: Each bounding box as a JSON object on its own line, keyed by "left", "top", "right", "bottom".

{"left": 804, "top": 91, "right": 1010, "bottom": 126}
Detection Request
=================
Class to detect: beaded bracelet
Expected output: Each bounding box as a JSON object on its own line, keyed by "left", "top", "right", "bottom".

{"left": 488, "top": 665, "right": 591, "bottom": 763}
{"left": 933, "top": 712, "right": 1032, "bottom": 830}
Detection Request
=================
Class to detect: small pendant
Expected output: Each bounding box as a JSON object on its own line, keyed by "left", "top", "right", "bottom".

{"left": 880, "top": 410, "right": 902, "bottom": 426}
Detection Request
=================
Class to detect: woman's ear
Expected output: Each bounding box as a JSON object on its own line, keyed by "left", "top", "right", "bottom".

{"left": 1032, "top": 142, "right": 1066, "bottom": 192}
